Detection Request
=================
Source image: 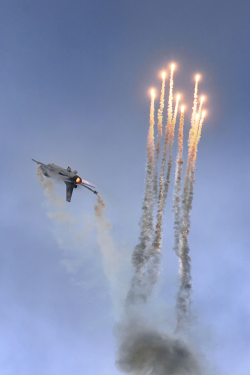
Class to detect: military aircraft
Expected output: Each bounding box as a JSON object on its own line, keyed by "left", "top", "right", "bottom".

{"left": 32, "top": 159, "right": 98, "bottom": 202}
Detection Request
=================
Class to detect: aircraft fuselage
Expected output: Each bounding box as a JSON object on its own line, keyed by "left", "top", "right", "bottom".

{"left": 32, "top": 159, "right": 97, "bottom": 202}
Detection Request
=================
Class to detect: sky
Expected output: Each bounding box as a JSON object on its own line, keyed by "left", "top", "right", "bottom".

{"left": 1, "top": 0, "right": 250, "bottom": 374}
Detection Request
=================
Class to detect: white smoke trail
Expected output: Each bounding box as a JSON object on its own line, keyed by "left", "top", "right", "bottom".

{"left": 127, "top": 91, "right": 156, "bottom": 304}
{"left": 153, "top": 73, "right": 166, "bottom": 201}
{"left": 37, "top": 166, "right": 126, "bottom": 315}
{"left": 196, "top": 111, "right": 205, "bottom": 148}
{"left": 94, "top": 194, "right": 127, "bottom": 315}
{"left": 36, "top": 165, "right": 64, "bottom": 207}
{"left": 163, "top": 94, "right": 180, "bottom": 203}
{"left": 173, "top": 108, "right": 185, "bottom": 255}
{"left": 141, "top": 68, "right": 177, "bottom": 290}
{"left": 175, "top": 89, "right": 206, "bottom": 333}
{"left": 147, "top": 89, "right": 179, "bottom": 282}
{"left": 36, "top": 166, "right": 94, "bottom": 273}
{"left": 167, "top": 65, "right": 175, "bottom": 134}
{"left": 183, "top": 96, "right": 203, "bottom": 221}
{"left": 116, "top": 69, "right": 207, "bottom": 375}
{"left": 189, "top": 75, "right": 199, "bottom": 150}
{"left": 182, "top": 77, "right": 200, "bottom": 216}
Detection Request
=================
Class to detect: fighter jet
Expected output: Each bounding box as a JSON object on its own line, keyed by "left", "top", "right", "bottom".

{"left": 32, "top": 159, "right": 98, "bottom": 202}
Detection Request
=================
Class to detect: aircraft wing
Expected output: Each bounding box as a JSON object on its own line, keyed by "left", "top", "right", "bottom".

{"left": 65, "top": 183, "right": 74, "bottom": 202}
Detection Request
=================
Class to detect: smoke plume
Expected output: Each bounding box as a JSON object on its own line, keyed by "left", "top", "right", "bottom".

{"left": 153, "top": 73, "right": 166, "bottom": 201}
{"left": 145, "top": 67, "right": 176, "bottom": 286}
{"left": 173, "top": 109, "right": 185, "bottom": 255}
{"left": 36, "top": 165, "right": 64, "bottom": 207}
{"left": 35, "top": 65, "right": 208, "bottom": 375}
{"left": 116, "top": 66, "right": 207, "bottom": 375}
{"left": 36, "top": 165, "right": 95, "bottom": 274}
{"left": 94, "top": 194, "right": 127, "bottom": 314}
{"left": 37, "top": 166, "right": 125, "bottom": 311}
{"left": 116, "top": 319, "right": 201, "bottom": 375}
{"left": 127, "top": 91, "right": 156, "bottom": 304}
{"left": 175, "top": 88, "right": 205, "bottom": 332}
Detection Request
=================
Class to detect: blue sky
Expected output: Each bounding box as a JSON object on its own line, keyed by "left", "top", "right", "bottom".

{"left": 1, "top": 1, "right": 250, "bottom": 374}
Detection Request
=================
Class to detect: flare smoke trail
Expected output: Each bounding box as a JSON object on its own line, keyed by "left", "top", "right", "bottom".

{"left": 167, "top": 65, "right": 175, "bottom": 134}
{"left": 37, "top": 164, "right": 123, "bottom": 311}
{"left": 127, "top": 90, "right": 156, "bottom": 304}
{"left": 189, "top": 75, "right": 199, "bottom": 150}
{"left": 150, "top": 67, "right": 175, "bottom": 260}
{"left": 116, "top": 66, "right": 206, "bottom": 375}
{"left": 193, "top": 98, "right": 205, "bottom": 154}
{"left": 153, "top": 73, "right": 166, "bottom": 200}
{"left": 196, "top": 111, "right": 205, "bottom": 151}
{"left": 94, "top": 194, "right": 124, "bottom": 314}
{"left": 175, "top": 85, "right": 206, "bottom": 332}
{"left": 163, "top": 94, "right": 180, "bottom": 203}
{"left": 148, "top": 89, "right": 156, "bottom": 167}
{"left": 173, "top": 108, "right": 185, "bottom": 255}
{"left": 144, "top": 68, "right": 176, "bottom": 289}
{"left": 36, "top": 165, "right": 64, "bottom": 207}
{"left": 36, "top": 165, "right": 95, "bottom": 272}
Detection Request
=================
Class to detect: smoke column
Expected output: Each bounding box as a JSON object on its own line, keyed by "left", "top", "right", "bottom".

{"left": 36, "top": 165, "right": 64, "bottom": 207}
{"left": 148, "top": 89, "right": 156, "bottom": 167}
{"left": 153, "top": 72, "right": 166, "bottom": 200}
{"left": 175, "top": 84, "right": 206, "bottom": 333}
{"left": 163, "top": 93, "right": 180, "bottom": 203}
{"left": 193, "top": 97, "right": 204, "bottom": 148}
{"left": 173, "top": 107, "right": 185, "bottom": 255}
{"left": 196, "top": 111, "right": 206, "bottom": 150}
{"left": 94, "top": 194, "right": 124, "bottom": 315}
{"left": 36, "top": 165, "right": 98, "bottom": 273}
{"left": 36, "top": 165, "right": 123, "bottom": 313}
{"left": 150, "top": 66, "right": 175, "bottom": 259}
{"left": 167, "top": 65, "right": 175, "bottom": 135}
{"left": 143, "top": 67, "right": 177, "bottom": 291}
{"left": 127, "top": 90, "right": 156, "bottom": 304}
{"left": 116, "top": 66, "right": 203, "bottom": 375}
{"left": 189, "top": 75, "right": 200, "bottom": 150}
